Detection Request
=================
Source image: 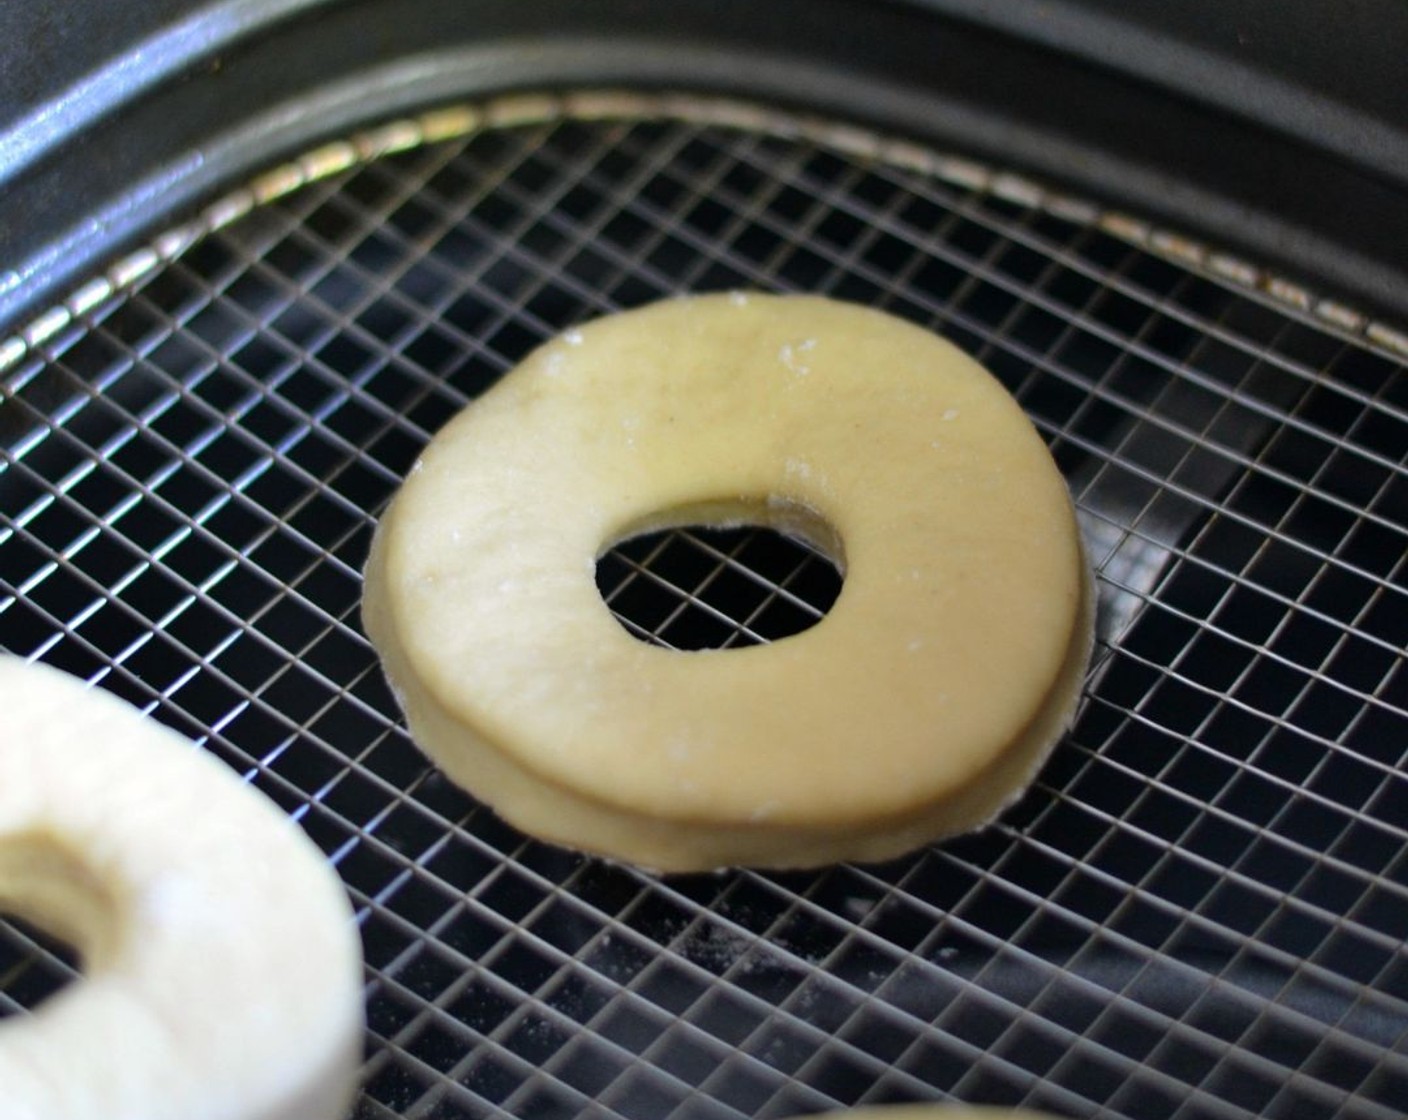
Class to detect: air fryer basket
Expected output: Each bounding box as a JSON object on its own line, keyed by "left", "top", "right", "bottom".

{"left": 2, "top": 5, "right": 1406, "bottom": 1120}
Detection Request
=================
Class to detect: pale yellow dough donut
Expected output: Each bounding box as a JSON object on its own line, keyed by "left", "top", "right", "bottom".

{"left": 363, "top": 293, "right": 1092, "bottom": 872}
{"left": 0, "top": 658, "right": 364, "bottom": 1120}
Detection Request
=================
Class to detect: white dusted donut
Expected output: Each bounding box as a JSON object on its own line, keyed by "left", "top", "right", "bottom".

{"left": 363, "top": 293, "right": 1092, "bottom": 872}
{"left": 0, "top": 658, "right": 364, "bottom": 1120}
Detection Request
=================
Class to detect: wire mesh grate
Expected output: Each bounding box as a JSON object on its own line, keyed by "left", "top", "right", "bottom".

{"left": 1, "top": 96, "right": 1407, "bottom": 1120}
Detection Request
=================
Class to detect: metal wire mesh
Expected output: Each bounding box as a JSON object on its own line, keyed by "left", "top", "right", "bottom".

{"left": 2, "top": 96, "right": 1407, "bottom": 1120}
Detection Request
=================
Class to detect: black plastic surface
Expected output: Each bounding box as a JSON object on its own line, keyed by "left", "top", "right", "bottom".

{"left": 2, "top": 0, "right": 1407, "bottom": 332}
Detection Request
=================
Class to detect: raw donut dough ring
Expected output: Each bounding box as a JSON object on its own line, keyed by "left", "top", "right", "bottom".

{"left": 364, "top": 293, "right": 1092, "bottom": 872}
{"left": 0, "top": 658, "right": 364, "bottom": 1120}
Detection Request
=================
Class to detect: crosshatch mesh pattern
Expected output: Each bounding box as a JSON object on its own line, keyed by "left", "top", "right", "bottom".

{"left": 2, "top": 98, "right": 1407, "bottom": 1120}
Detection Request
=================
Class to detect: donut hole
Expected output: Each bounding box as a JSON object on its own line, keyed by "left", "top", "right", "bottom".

{"left": 0, "top": 832, "right": 118, "bottom": 1014}
{"left": 597, "top": 504, "right": 845, "bottom": 650}
{"left": 0, "top": 913, "right": 80, "bottom": 1016}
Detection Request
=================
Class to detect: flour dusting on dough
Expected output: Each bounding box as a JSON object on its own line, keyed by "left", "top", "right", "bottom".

{"left": 667, "top": 737, "right": 691, "bottom": 763}
{"left": 750, "top": 800, "right": 780, "bottom": 822}
{"left": 779, "top": 338, "right": 817, "bottom": 375}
